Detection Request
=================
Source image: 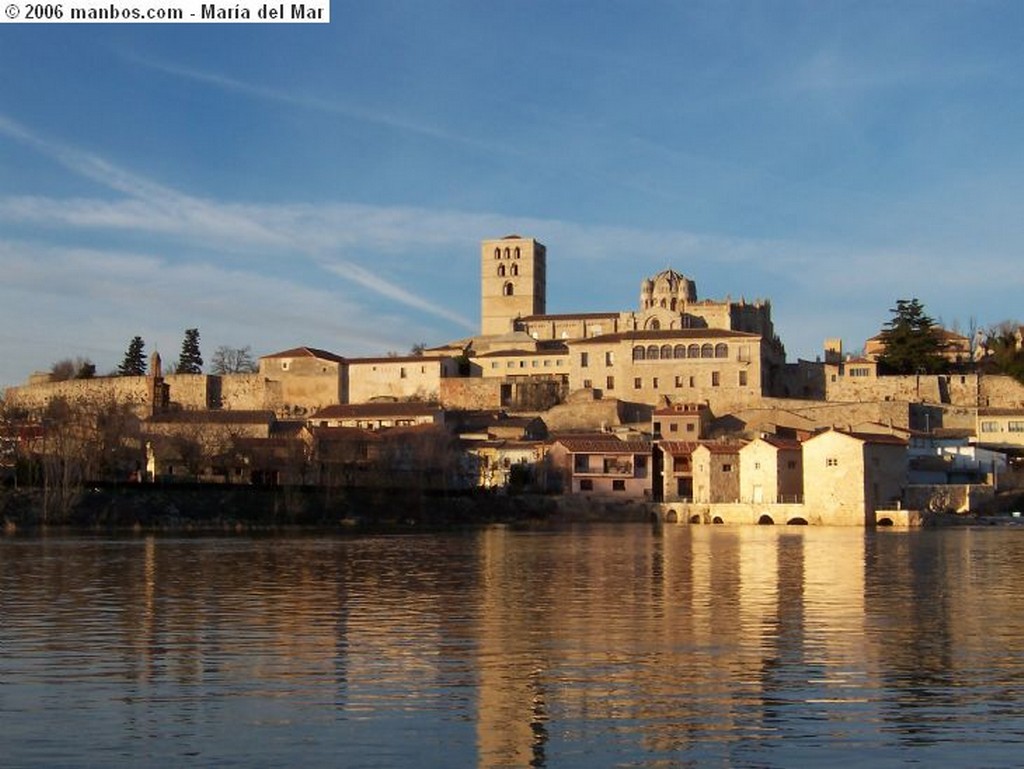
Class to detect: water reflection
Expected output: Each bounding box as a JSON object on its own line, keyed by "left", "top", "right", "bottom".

{"left": 3, "top": 526, "right": 1024, "bottom": 767}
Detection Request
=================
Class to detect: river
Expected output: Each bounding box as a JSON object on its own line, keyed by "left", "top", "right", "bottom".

{"left": 2, "top": 524, "right": 1024, "bottom": 768}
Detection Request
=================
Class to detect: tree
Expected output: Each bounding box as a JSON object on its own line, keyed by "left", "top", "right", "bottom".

{"left": 875, "top": 299, "right": 949, "bottom": 375}
{"left": 175, "top": 328, "right": 203, "bottom": 374}
{"left": 410, "top": 342, "right": 427, "bottom": 356}
{"left": 979, "top": 320, "right": 1024, "bottom": 383}
{"left": 118, "top": 336, "right": 147, "bottom": 376}
{"left": 50, "top": 357, "right": 96, "bottom": 382}
{"left": 210, "top": 345, "right": 258, "bottom": 374}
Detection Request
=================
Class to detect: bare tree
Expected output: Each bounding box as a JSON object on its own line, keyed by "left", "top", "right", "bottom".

{"left": 211, "top": 345, "right": 258, "bottom": 374}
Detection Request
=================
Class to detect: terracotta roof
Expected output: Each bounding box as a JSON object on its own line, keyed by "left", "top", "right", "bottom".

{"left": 653, "top": 404, "right": 707, "bottom": 416}
{"left": 978, "top": 408, "right": 1024, "bottom": 417}
{"left": 751, "top": 435, "right": 803, "bottom": 451}
{"left": 823, "top": 429, "right": 908, "bottom": 446}
{"left": 552, "top": 436, "right": 651, "bottom": 453}
{"left": 261, "top": 346, "right": 345, "bottom": 363}
{"left": 147, "top": 410, "right": 275, "bottom": 425}
{"left": 695, "top": 441, "right": 746, "bottom": 454}
{"left": 658, "top": 441, "right": 700, "bottom": 455}
{"left": 312, "top": 402, "right": 442, "bottom": 419}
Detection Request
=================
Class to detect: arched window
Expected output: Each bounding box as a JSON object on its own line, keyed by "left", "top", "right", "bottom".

{"left": 701, "top": 343, "right": 714, "bottom": 358}
{"left": 688, "top": 344, "right": 700, "bottom": 358}
{"left": 494, "top": 247, "right": 500, "bottom": 259}
{"left": 660, "top": 298, "right": 667, "bottom": 308}
{"left": 647, "top": 345, "right": 659, "bottom": 360}
{"left": 633, "top": 346, "right": 646, "bottom": 361}
{"left": 514, "top": 247, "right": 521, "bottom": 259}
{"left": 715, "top": 343, "right": 729, "bottom": 358}
{"left": 670, "top": 298, "right": 677, "bottom": 311}
{"left": 660, "top": 344, "right": 672, "bottom": 359}
{"left": 504, "top": 247, "right": 511, "bottom": 258}
{"left": 673, "top": 345, "right": 686, "bottom": 359}
{"left": 498, "top": 264, "right": 506, "bottom": 277}
{"left": 510, "top": 264, "right": 519, "bottom": 276}
{"left": 503, "top": 282, "right": 514, "bottom": 296}
{"left": 649, "top": 319, "right": 661, "bottom": 330}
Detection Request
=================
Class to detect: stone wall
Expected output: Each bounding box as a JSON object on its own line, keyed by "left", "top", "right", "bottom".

{"left": 219, "top": 374, "right": 267, "bottom": 411}
{"left": 440, "top": 378, "right": 502, "bottom": 410}
{"left": 980, "top": 375, "right": 1024, "bottom": 408}
{"left": 5, "top": 376, "right": 151, "bottom": 414}
{"left": 163, "top": 374, "right": 214, "bottom": 410}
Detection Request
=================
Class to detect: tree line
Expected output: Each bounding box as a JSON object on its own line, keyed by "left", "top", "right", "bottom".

{"left": 49, "top": 329, "right": 260, "bottom": 381}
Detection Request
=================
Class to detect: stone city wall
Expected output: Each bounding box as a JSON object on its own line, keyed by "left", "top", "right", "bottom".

{"left": 4, "top": 376, "right": 151, "bottom": 414}
{"left": 440, "top": 378, "right": 502, "bottom": 411}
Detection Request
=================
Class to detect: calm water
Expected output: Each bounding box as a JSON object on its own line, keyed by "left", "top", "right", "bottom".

{"left": 3, "top": 524, "right": 1024, "bottom": 768}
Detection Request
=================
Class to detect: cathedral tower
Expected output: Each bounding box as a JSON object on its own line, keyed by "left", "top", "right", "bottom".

{"left": 480, "top": 236, "right": 546, "bottom": 336}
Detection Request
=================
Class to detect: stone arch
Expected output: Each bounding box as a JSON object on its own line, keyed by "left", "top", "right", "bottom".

{"left": 665, "top": 509, "right": 679, "bottom": 523}
{"left": 712, "top": 516, "right": 724, "bottom": 524}
{"left": 689, "top": 514, "right": 701, "bottom": 524}
{"left": 503, "top": 282, "right": 514, "bottom": 296}
{"left": 660, "top": 344, "right": 672, "bottom": 359}
{"left": 646, "top": 344, "right": 659, "bottom": 360}
{"left": 877, "top": 517, "right": 894, "bottom": 527}
{"left": 715, "top": 342, "right": 728, "bottom": 358}
{"left": 787, "top": 517, "right": 808, "bottom": 525}
{"left": 673, "top": 345, "right": 686, "bottom": 359}
{"left": 632, "top": 346, "right": 646, "bottom": 361}
{"left": 701, "top": 343, "right": 714, "bottom": 358}
{"left": 688, "top": 344, "right": 700, "bottom": 358}
{"left": 757, "top": 514, "right": 775, "bottom": 525}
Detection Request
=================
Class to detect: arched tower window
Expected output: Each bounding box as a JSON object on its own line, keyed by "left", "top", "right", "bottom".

{"left": 498, "top": 264, "right": 506, "bottom": 277}
{"left": 514, "top": 247, "right": 521, "bottom": 259}
{"left": 511, "top": 264, "right": 519, "bottom": 276}
{"left": 494, "top": 247, "right": 500, "bottom": 259}
{"left": 503, "top": 282, "right": 514, "bottom": 296}
{"left": 504, "top": 247, "right": 511, "bottom": 258}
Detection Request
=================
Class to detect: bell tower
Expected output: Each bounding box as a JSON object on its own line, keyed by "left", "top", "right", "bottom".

{"left": 480, "top": 236, "right": 546, "bottom": 336}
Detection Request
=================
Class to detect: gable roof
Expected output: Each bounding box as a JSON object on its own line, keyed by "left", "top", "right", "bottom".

{"left": 261, "top": 346, "right": 345, "bottom": 363}
{"left": 551, "top": 436, "right": 650, "bottom": 453}
{"left": 311, "top": 402, "right": 442, "bottom": 419}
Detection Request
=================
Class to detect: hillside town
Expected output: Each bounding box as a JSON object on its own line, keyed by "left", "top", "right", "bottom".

{"left": 4, "top": 235, "right": 1024, "bottom": 526}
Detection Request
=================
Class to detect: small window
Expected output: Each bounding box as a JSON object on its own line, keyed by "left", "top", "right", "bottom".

{"left": 826, "top": 458, "right": 839, "bottom": 467}
{"left": 674, "top": 375, "right": 683, "bottom": 387}
{"left": 634, "top": 377, "right": 642, "bottom": 389}
{"left": 583, "top": 379, "right": 592, "bottom": 389}
{"left": 669, "top": 423, "right": 679, "bottom": 433}
{"left": 606, "top": 376, "right": 615, "bottom": 390}
{"left": 579, "top": 479, "right": 593, "bottom": 491}
{"left": 739, "top": 371, "right": 747, "bottom": 386}
{"left": 612, "top": 479, "right": 626, "bottom": 491}
{"left": 605, "top": 351, "right": 614, "bottom": 366}
{"left": 722, "top": 464, "right": 732, "bottom": 472}
{"left": 712, "top": 371, "right": 720, "bottom": 387}
{"left": 580, "top": 352, "right": 589, "bottom": 368}
{"left": 652, "top": 377, "right": 659, "bottom": 389}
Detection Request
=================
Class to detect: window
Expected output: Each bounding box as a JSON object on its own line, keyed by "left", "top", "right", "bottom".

{"left": 503, "top": 282, "right": 514, "bottom": 296}
{"left": 674, "top": 345, "right": 686, "bottom": 358}
{"left": 675, "top": 375, "right": 683, "bottom": 387}
{"left": 634, "top": 377, "right": 642, "bottom": 389}
{"left": 660, "top": 344, "right": 672, "bottom": 359}
{"left": 722, "top": 463, "right": 732, "bottom": 472}
{"left": 712, "top": 371, "right": 720, "bottom": 387}
{"left": 583, "top": 379, "right": 592, "bottom": 389}
{"left": 612, "top": 479, "right": 626, "bottom": 491}
{"left": 633, "top": 346, "right": 646, "bottom": 361}
{"left": 606, "top": 376, "right": 615, "bottom": 390}
{"left": 514, "top": 247, "right": 521, "bottom": 258}
{"left": 605, "top": 351, "right": 614, "bottom": 366}
{"left": 715, "top": 343, "right": 728, "bottom": 358}
{"left": 826, "top": 458, "right": 839, "bottom": 467}
{"left": 510, "top": 264, "right": 519, "bottom": 276}
{"left": 849, "top": 367, "right": 870, "bottom": 377}
{"left": 574, "top": 455, "right": 590, "bottom": 472}
{"left": 580, "top": 352, "right": 589, "bottom": 368}
{"left": 400, "top": 367, "right": 406, "bottom": 379}
{"left": 755, "top": 462, "right": 761, "bottom": 470}
{"left": 981, "top": 421, "right": 999, "bottom": 433}
{"left": 652, "top": 377, "right": 659, "bottom": 389}
{"left": 635, "top": 456, "right": 647, "bottom": 470}
{"left": 688, "top": 344, "right": 700, "bottom": 358}
{"left": 647, "top": 345, "right": 659, "bottom": 360}
{"left": 669, "top": 423, "right": 678, "bottom": 433}
{"left": 689, "top": 376, "right": 695, "bottom": 387}
{"left": 701, "top": 343, "right": 714, "bottom": 358}
{"left": 491, "top": 361, "right": 499, "bottom": 369}
{"left": 579, "top": 479, "right": 593, "bottom": 491}
{"left": 686, "top": 423, "right": 695, "bottom": 433}
{"left": 1010, "top": 421, "right": 1024, "bottom": 433}
{"left": 498, "top": 264, "right": 506, "bottom": 277}
{"left": 494, "top": 247, "right": 500, "bottom": 259}
{"left": 788, "top": 461, "right": 797, "bottom": 470}
{"left": 739, "top": 371, "right": 747, "bottom": 386}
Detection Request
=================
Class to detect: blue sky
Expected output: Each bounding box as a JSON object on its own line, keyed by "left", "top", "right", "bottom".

{"left": 2, "top": 2, "right": 1024, "bottom": 388}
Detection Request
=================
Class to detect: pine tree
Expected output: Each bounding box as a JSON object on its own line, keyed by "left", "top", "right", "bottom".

{"left": 876, "top": 299, "right": 949, "bottom": 375}
{"left": 118, "top": 336, "right": 147, "bottom": 376}
{"left": 175, "top": 328, "right": 204, "bottom": 374}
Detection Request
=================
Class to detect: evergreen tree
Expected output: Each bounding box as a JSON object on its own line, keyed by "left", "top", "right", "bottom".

{"left": 118, "top": 336, "right": 147, "bottom": 376}
{"left": 175, "top": 328, "right": 204, "bottom": 374}
{"left": 876, "top": 298, "right": 949, "bottom": 375}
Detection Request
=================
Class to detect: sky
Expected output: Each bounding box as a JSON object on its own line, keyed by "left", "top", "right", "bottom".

{"left": 2, "top": 1, "right": 1024, "bottom": 388}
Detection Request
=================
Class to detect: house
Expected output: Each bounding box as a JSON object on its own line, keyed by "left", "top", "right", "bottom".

{"left": 654, "top": 441, "right": 699, "bottom": 502}
{"left": 652, "top": 402, "right": 709, "bottom": 440}
{"left": 691, "top": 442, "right": 745, "bottom": 503}
{"left": 259, "top": 347, "right": 345, "bottom": 416}
{"left": 310, "top": 402, "right": 444, "bottom": 431}
{"left": 802, "top": 429, "right": 907, "bottom": 525}
{"left": 546, "top": 435, "right": 651, "bottom": 497}
{"left": 738, "top": 435, "right": 803, "bottom": 504}
{"left": 976, "top": 408, "right": 1024, "bottom": 450}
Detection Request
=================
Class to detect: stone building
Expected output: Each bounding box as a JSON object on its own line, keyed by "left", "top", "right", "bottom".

{"left": 738, "top": 436, "right": 803, "bottom": 505}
